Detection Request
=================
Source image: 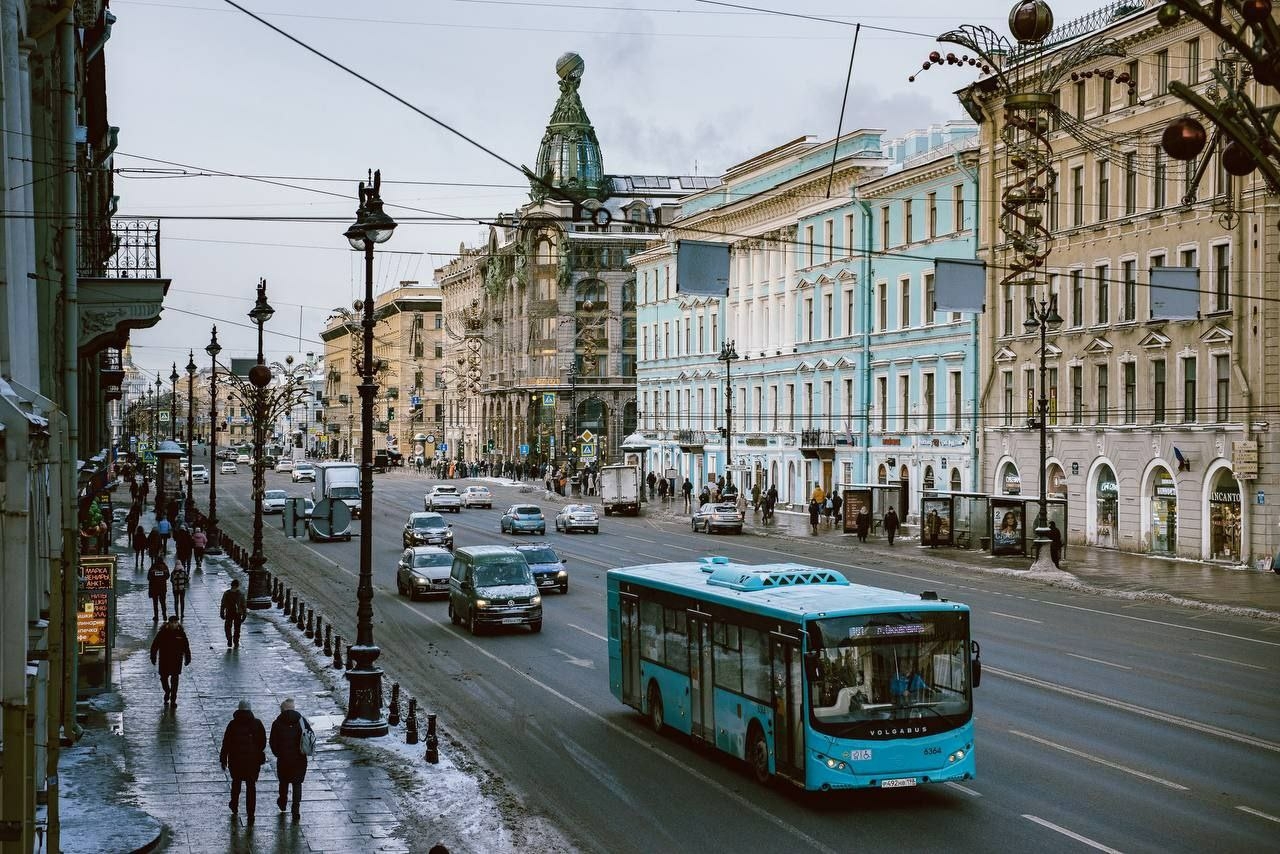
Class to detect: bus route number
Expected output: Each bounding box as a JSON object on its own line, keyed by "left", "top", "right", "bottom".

{"left": 923, "top": 747, "right": 942, "bottom": 755}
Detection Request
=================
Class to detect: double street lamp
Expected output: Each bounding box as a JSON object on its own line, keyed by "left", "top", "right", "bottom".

{"left": 1024, "top": 292, "right": 1062, "bottom": 571}
{"left": 718, "top": 340, "right": 739, "bottom": 474}
{"left": 245, "top": 279, "right": 276, "bottom": 611}
{"left": 185, "top": 351, "right": 197, "bottom": 517}
{"left": 205, "top": 327, "right": 222, "bottom": 547}
{"left": 341, "top": 169, "right": 396, "bottom": 738}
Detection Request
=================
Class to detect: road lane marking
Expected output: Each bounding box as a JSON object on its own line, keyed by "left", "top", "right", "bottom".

{"left": 1065, "top": 653, "right": 1132, "bottom": 670}
{"left": 990, "top": 611, "right": 1042, "bottom": 624}
{"left": 569, "top": 624, "right": 608, "bottom": 642}
{"left": 552, "top": 648, "right": 596, "bottom": 668}
{"left": 1192, "top": 652, "right": 1267, "bottom": 670}
{"left": 1022, "top": 815, "right": 1124, "bottom": 853}
{"left": 1236, "top": 805, "right": 1280, "bottom": 824}
{"left": 389, "top": 597, "right": 837, "bottom": 854}
{"left": 1009, "top": 730, "right": 1188, "bottom": 790}
{"left": 945, "top": 781, "right": 981, "bottom": 797}
{"left": 990, "top": 666, "right": 1280, "bottom": 753}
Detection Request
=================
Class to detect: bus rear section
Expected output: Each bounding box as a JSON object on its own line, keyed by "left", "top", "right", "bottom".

{"left": 606, "top": 558, "right": 979, "bottom": 792}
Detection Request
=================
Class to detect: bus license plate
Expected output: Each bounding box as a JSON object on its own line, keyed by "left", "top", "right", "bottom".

{"left": 502, "top": 617, "right": 523, "bottom": 625}
{"left": 880, "top": 778, "right": 917, "bottom": 789}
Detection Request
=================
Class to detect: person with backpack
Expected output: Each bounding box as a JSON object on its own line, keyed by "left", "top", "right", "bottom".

{"left": 131, "top": 524, "right": 149, "bottom": 572}
{"left": 830, "top": 492, "right": 843, "bottom": 528}
{"left": 149, "top": 616, "right": 191, "bottom": 706}
{"left": 220, "top": 579, "right": 247, "bottom": 648}
{"left": 170, "top": 561, "right": 190, "bottom": 621}
{"left": 269, "top": 698, "right": 311, "bottom": 820}
{"left": 156, "top": 515, "right": 172, "bottom": 556}
{"left": 147, "top": 558, "right": 170, "bottom": 621}
{"left": 220, "top": 700, "right": 267, "bottom": 823}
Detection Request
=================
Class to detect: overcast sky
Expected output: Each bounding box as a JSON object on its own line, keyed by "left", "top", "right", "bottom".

{"left": 111, "top": 0, "right": 1103, "bottom": 378}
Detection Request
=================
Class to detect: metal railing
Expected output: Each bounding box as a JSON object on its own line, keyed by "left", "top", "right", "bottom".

{"left": 80, "top": 216, "right": 161, "bottom": 278}
{"left": 800, "top": 429, "right": 837, "bottom": 447}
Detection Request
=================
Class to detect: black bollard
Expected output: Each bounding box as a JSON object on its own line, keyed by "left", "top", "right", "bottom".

{"left": 305, "top": 608, "right": 315, "bottom": 639}
{"left": 425, "top": 713, "right": 439, "bottom": 764}
{"left": 332, "top": 635, "right": 344, "bottom": 669}
{"left": 295, "top": 602, "right": 306, "bottom": 630}
{"left": 323, "top": 625, "right": 332, "bottom": 656}
{"left": 345, "top": 645, "right": 354, "bottom": 670}
{"left": 291, "top": 598, "right": 300, "bottom": 626}
{"left": 405, "top": 698, "right": 419, "bottom": 745}
{"left": 313, "top": 615, "right": 324, "bottom": 647}
{"left": 388, "top": 683, "right": 401, "bottom": 727}
{"left": 281, "top": 587, "right": 291, "bottom": 612}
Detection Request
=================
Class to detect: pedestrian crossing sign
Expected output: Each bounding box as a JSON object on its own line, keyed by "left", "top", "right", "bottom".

{"left": 580, "top": 442, "right": 596, "bottom": 459}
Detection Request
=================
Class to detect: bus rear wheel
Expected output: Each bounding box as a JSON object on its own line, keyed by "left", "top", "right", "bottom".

{"left": 647, "top": 684, "right": 664, "bottom": 733}
{"left": 748, "top": 723, "right": 771, "bottom": 785}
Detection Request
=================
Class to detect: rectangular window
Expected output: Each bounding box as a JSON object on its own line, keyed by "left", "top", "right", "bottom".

{"left": 1215, "top": 354, "right": 1230, "bottom": 422}
{"left": 844, "top": 288, "right": 854, "bottom": 335}
{"left": 1052, "top": 88, "right": 1063, "bottom": 130}
{"left": 1154, "top": 146, "right": 1167, "bottom": 208}
{"left": 1187, "top": 38, "right": 1200, "bottom": 84}
{"left": 1003, "top": 371, "right": 1013, "bottom": 426}
{"left": 1097, "top": 160, "right": 1110, "bottom": 222}
{"left": 1213, "top": 243, "right": 1230, "bottom": 312}
{"left": 1070, "top": 269, "right": 1084, "bottom": 328}
{"left": 923, "top": 273, "right": 935, "bottom": 327}
{"left": 1216, "top": 150, "right": 1232, "bottom": 198}
{"left": 1122, "top": 259, "right": 1136, "bottom": 321}
{"left": 878, "top": 282, "right": 887, "bottom": 332}
{"left": 1048, "top": 366, "right": 1059, "bottom": 425}
{"left": 1156, "top": 49, "right": 1169, "bottom": 95}
{"left": 1071, "top": 365, "right": 1083, "bottom": 424}
{"left": 1095, "top": 264, "right": 1110, "bottom": 324}
{"left": 928, "top": 192, "right": 938, "bottom": 238}
{"left": 823, "top": 293, "right": 833, "bottom": 339}
{"left": 899, "top": 375, "right": 910, "bottom": 430}
{"left": 1024, "top": 367, "right": 1036, "bottom": 420}
{"left": 877, "top": 377, "right": 887, "bottom": 431}
{"left": 1049, "top": 184, "right": 1060, "bottom": 231}
{"left": 1153, "top": 359, "right": 1166, "bottom": 423}
{"left": 804, "top": 297, "right": 814, "bottom": 342}
{"left": 1181, "top": 247, "right": 1197, "bottom": 271}
{"left": 823, "top": 219, "right": 834, "bottom": 263}
{"left": 925, "top": 373, "right": 935, "bottom": 431}
{"left": 880, "top": 207, "right": 890, "bottom": 250}
{"left": 805, "top": 225, "right": 815, "bottom": 267}
{"left": 1123, "top": 362, "right": 1136, "bottom": 423}
{"left": 1183, "top": 357, "right": 1197, "bottom": 422}
{"left": 1074, "top": 80, "right": 1086, "bottom": 119}
{"left": 950, "top": 370, "right": 962, "bottom": 430}
{"left": 844, "top": 213, "right": 855, "bottom": 256}
{"left": 1003, "top": 286, "right": 1014, "bottom": 337}
{"left": 1097, "top": 364, "right": 1109, "bottom": 425}
{"left": 1072, "top": 166, "right": 1084, "bottom": 227}
{"left": 1127, "top": 61, "right": 1139, "bottom": 106}
{"left": 953, "top": 184, "right": 965, "bottom": 232}
{"left": 1124, "top": 152, "right": 1137, "bottom": 215}
{"left": 1100, "top": 75, "right": 1111, "bottom": 115}
{"left": 900, "top": 280, "right": 911, "bottom": 329}
{"left": 903, "top": 200, "right": 913, "bottom": 245}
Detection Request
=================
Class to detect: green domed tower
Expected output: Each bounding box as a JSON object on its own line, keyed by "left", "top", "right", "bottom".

{"left": 530, "top": 52, "right": 608, "bottom": 203}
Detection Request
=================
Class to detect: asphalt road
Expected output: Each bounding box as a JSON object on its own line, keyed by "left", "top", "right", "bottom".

{"left": 200, "top": 463, "right": 1280, "bottom": 854}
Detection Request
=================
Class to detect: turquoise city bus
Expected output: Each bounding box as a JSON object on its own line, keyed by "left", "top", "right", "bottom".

{"left": 606, "top": 556, "right": 981, "bottom": 791}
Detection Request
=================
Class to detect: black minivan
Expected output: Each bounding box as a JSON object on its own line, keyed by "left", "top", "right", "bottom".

{"left": 447, "top": 545, "right": 542, "bottom": 635}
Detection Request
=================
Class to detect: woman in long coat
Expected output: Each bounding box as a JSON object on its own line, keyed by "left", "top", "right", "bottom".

{"left": 220, "top": 700, "right": 267, "bottom": 822}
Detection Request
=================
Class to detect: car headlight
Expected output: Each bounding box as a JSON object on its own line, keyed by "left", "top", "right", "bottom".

{"left": 412, "top": 574, "right": 427, "bottom": 584}
{"left": 556, "top": 570, "right": 567, "bottom": 577}
{"left": 475, "top": 599, "right": 489, "bottom": 608}
{"left": 530, "top": 594, "right": 542, "bottom": 605}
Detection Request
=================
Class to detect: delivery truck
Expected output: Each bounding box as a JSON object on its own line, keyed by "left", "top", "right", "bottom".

{"left": 313, "top": 461, "right": 361, "bottom": 518}
{"left": 598, "top": 463, "right": 641, "bottom": 516}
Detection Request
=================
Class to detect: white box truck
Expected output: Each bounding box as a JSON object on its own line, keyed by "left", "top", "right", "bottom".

{"left": 313, "top": 461, "right": 361, "bottom": 518}
{"left": 599, "top": 463, "right": 641, "bottom": 516}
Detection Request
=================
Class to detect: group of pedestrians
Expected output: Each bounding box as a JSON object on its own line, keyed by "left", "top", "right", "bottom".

{"left": 218, "top": 697, "right": 312, "bottom": 824}
{"left": 133, "top": 518, "right": 208, "bottom": 621}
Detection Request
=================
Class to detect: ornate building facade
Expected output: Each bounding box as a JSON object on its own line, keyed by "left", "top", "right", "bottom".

{"left": 436, "top": 53, "right": 711, "bottom": 468}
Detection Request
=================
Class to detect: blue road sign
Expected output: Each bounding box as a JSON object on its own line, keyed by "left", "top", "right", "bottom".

{"left": 519, "top": 444, "right": 530, "bottom": 456}
{"left": 439, "top": 443, "right": 448, "bottom": 452}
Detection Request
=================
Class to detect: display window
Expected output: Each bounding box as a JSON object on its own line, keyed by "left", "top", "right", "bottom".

{"left": 1208, "top": 470, "right": 1241, "bottom": 562}
{"left": 1095, "top": 465, "right": 1118, "bottom": 549}
{"left": 1151, "top": 469, "right": 1177, "bottom": 556}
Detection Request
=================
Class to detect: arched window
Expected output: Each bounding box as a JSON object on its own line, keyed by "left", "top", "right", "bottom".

{"left": 877, "top": 464, "right": 887, "bottom": 484}
{"left": 923, "top": 465, "right": 936, "bottom": 490}
{"left": 622, "top": 400, "right": 637, "bottom": 436}
{"left": 621, "top": 279, "right": 636, "bottom": 311}
{"left": 950, "top": 468, "right": 962, "bottom": 491}
{"left": 535, "top": 238, "right": 555, "bottom": 265}
{"left": 576, "top": 280, "right": 606, "bottom": 310}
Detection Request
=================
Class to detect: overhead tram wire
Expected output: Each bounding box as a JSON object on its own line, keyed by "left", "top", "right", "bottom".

{"left": 695, "top": 0, "right": 937, "bottom": 38}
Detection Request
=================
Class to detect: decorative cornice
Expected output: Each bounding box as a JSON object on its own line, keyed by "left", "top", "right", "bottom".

{"left": 78, "top": 277, "right": 171, "bottom": 356}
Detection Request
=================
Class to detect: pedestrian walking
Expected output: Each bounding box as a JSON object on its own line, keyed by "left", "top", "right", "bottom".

{"left": 156, "top": 515, "right": 172, "bottom": 556}
{"left": 808, "top": 498, "right": 821, "bottom": 534}
{"left": 810, "top": 481, "right": 825, "bottom": 505}
{"left": 884, "top": 507, "right": 900, "bottom": 546}
{"left": 149, "top": 615, "right": 191, "bottom": 706}
{"left": 174, "top": 525, "right": 193, "bottom": 573}
{"left": 764, "top": 485, "right": 778, "bottom": 521}
{"left": 735, "top": 490, "right": 747, "bottom": 518}
{"left": 646, "top": 470, "right": 657, "bottom": 499}
{"left": 657, "top": 477, "right": 668, "bottom": 502}
{"left": 147, "top": 526, "right": 162, "bottom": 566}
{"left": 856, "top": 504, "right": 870, "bottom": 542}
{"left": 147, "top": 558, "right": 170, "bottom": 621}
{"left": 927, "top": 509, "right": 940, "bottom": 548}
{"left": 170, "top": 561, "right": 189, "bottom": 620}
{"left": 221, "top": 700, "right": 267, "bottom": 823}
{"left": 191, "top": 526, "right": 207, "bottom": 572}
{"left": 269, "top": 698, "right": 310, "bottom": 821}
{"left": 220, "top": 579, "right": 247, "bottom": 648}
{"left": 751, "top": 482, "right": 761, "bottom": 512}
{"left": 1048, "top": 520, "right": 1063, "bottom": 568}
{"left": 831, "top": 492, "right": 843, "bottom": 529}
{"left": 131, "top": 524, "right": 148, "bottom": 571}
{"left": 681, "top": 478, "right": 693, "bottom": 512}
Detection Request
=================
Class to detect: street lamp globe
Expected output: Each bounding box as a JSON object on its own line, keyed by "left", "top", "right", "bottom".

{"left": 169, "top": 363, "right": 179, "bottom": 385}
{"left": 205, "top": 326, "right": 222, "bottom": 359}
{"left": 185, "top": 351, "right": 197, "bottom": 378}
{"left": 248, "top": 280, "right": 275, "bottom": 326}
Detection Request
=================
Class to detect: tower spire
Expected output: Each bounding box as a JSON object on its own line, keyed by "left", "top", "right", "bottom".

{"left": 531, "top": 52, "right": 607, "bottom": 203}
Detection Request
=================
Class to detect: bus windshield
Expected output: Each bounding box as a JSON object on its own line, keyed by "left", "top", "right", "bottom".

{"left": 807, "top": 610, "right": 971, "bottom": 737}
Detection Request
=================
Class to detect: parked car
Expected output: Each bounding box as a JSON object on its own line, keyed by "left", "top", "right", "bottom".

{"left": 447, "top": 545, "right": 542, "bottom": 634}
{"left": 512, "top": 543, "right": 568, "bottom": 594}
{"left": 219, "top": 461, "right": 238, "bottom": 474}
{"left": 500, "top": 504, "right": 546, "bottom": 536}
{"left": 691, "top": 502, "right": 744, "bottom": 534}
{"left": 461, "top": 486, "right": 493, "bottom": 509}
{"left": 261, "top": 489, "right": 288, "bottom": 515}
{"left": 190, "top": 464, "right": 209, "bottom": 484}
{"left": 554, "top": 503, "right": 599, "bottom": 534}
{"left": 274, "top": 458, "right": 295, "bottom": 472}
{"left": 291, "top": 463, "right": 316, "bottom": 483}
{"left": 424, "top": 484, "right": 463, "bottom": 513}
{"left": 402, "top": 511, "right": 454, "bottom": 550}
{"left": 396, "top": 546, "right": 454, "bottom": 600}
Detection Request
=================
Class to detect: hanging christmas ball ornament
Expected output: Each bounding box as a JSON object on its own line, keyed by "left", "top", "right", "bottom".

{"left": 1240, "top": 0, "right": 1272, "bottom": 25}
{"left": 1161, "top": 116, "right": 1208, "bottom": 161}
{"left": 1221, "top": 141, "right": 1258, "bottom": 176}
{"left": 929, "top": 50, "right": 942, "bottom": 63}
{"left": 1156, "top": 3, "right": 1181, "bottom": 27}
{"left": 1009, "top": 0, "right": 1055, "bottom": 43}
{"left": 909, "top": 75, "right": 917, "bottom": 82}
{"left": 923, "top": 61, "right": 932, "bottom": 70}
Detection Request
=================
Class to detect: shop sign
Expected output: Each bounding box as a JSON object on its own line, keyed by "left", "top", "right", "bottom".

{"left": 1097, "top": 478, "right": 1118, "bottom": 497}
{"left": 1003, "top": 472, "right": 1022, "bottom": 495}
{"left": 1210, "top": 489, "right": 1240, "bottom": 504}
{"left": 1232, "top": 441, "right": 1258, "bottom": 479}
{"left": 882, "top": 437, "right": 903, "bottom": 446}
{"left": 1154, "top": 476, "right": 1177, "bottom": 498}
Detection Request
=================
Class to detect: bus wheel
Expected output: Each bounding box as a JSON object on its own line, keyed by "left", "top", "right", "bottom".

{"left": 647, "top": 684, "right": 664, "bottom": 733}
{"left": 748, "top": 723, "right": 771, "bottom": 785}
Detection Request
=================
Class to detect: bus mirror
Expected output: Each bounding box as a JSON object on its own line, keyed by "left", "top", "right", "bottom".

{"left": 971, "top": 640, "right": 982, "bottom": 688}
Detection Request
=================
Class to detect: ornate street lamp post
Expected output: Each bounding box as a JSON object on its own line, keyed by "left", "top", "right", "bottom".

{"left": 718, "top": 340, "right": 739, "bottom": 474}
{"left": 341, "top": 169, "right": 396, "bottom": 738}
{"left": 567, "top": 362, "right": 579, "bottom": 472}
{"left": 246, "top": 279, "right": 275, "bottom": 610}
{"left": 1023, "top": 294, "right": 1062, "bottom": 570}
{"left": 205, "top": 327, "right": 223, "bottom": 552}
{"left": 153, "top": 375, "right": 163, "bottom": 516}
{"left": 185, "top": 351, "right": 197, "bottom": 517}
{"left": 169, "top": 363, "right": 178, "bottom": 441}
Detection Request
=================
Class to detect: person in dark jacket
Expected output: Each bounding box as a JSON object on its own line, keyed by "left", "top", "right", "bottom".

{"left": 147, "top": 526, "right": 162, "bottom": 566}
{"left": 170, "top": 562, "right": 189, "bottom": 621}
{"left": 174, "top": 525, "right": 193, "bottom": 573}
{"left": 1048, "top": 520, "right": 1063, "bottom": 568}
{"left": 269, "top": 698, "right": 308, "bottom": 820}
{"left": 149, "top": 616, "right": 191, "bottom": 706}
{"left": 147, "top": 559, "right": 170, "bottom": 621}
{"left": 884, "top": 507, "right": 900, "bottom": 546}
{"left": 808, "top": 499, "right": 821, "bottom": 534}
{"left": 221, "top": 700, "right": 267, "bottom": 823}
{"left": 131, "top": 524, "right": 149, "bottom": 571}
{"left": 220, "top": 579, "right": 247, "bottom": 648}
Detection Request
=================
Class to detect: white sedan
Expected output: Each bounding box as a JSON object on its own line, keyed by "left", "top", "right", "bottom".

{"left": 261, "top": 489, "right": 288, "bottom": 515}
{"left": 219, "top": 461, "right": 238, "bottom": 474}
{"left": 274, "top": 458, "right": 295, "bottom": 472}
{"left": 461, "top": 486, "right": 492, "bottom": 508}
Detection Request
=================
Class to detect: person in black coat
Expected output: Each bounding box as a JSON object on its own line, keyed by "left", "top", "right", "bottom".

{"left": 149, "top": 616, "right": 191, "bottom": 706}
{"left": 884, "top": 507, "right": 900, "bottom": 546}
{"left": 147, "top": 558, "right": 170, "bottom": 621}
{"left": 221, "top": 700, "right": 267, "bottom": 822}
{"left": 131, "top": 524, "right": 149, "bottom": 571}
{"left": 269, "top": 699, "right": 308, "bottom": 820}
{"left": 808, "top": 499, "right": 821, "bottom": 534}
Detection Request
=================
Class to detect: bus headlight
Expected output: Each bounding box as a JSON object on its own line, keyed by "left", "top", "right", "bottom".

{"left": 948, "top": 749, "right": 966, "bottom": 763}
{"left": 818, "top": 754, "right": 847, "bottom": 771}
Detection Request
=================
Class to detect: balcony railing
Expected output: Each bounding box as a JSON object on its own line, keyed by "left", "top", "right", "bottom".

{"left": 800, "top": 429, "right": 836, "bottom": 448}
{"left": 675, "top": 429, "right": 712, "bottom": 448}
{"left": 79, "top": 217, "right": 161, "bottom": 278}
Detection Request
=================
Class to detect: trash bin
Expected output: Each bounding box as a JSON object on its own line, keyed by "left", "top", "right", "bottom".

{"left": 979, "top": 536, "right": 991, "bottom": 551}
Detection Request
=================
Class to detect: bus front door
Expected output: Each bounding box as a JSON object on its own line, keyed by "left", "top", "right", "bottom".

{"left": 688, "top": 612, "right": 714, "bottom": 743}
{"left": 620, "top": 594, "right": 641, "bottom": 708}
{"left": 771, "top": 633, "right": 805, "bottom": 783}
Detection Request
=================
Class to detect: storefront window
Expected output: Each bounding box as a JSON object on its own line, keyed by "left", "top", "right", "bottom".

{"left": 1208, "top": 470, "right": 1241, "bottom": 562}
{"left": 1000, "top": 462, "right": 1021, "bottom": 495}
{"left": 1047, "top": 463, "right": 1067, "bottom": 499}
{"left": 1095, "top": 465, "right": 1118, "bottom": 549}
{"left": 1151, "top": 468, "right": 1177, "bottom": 555}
